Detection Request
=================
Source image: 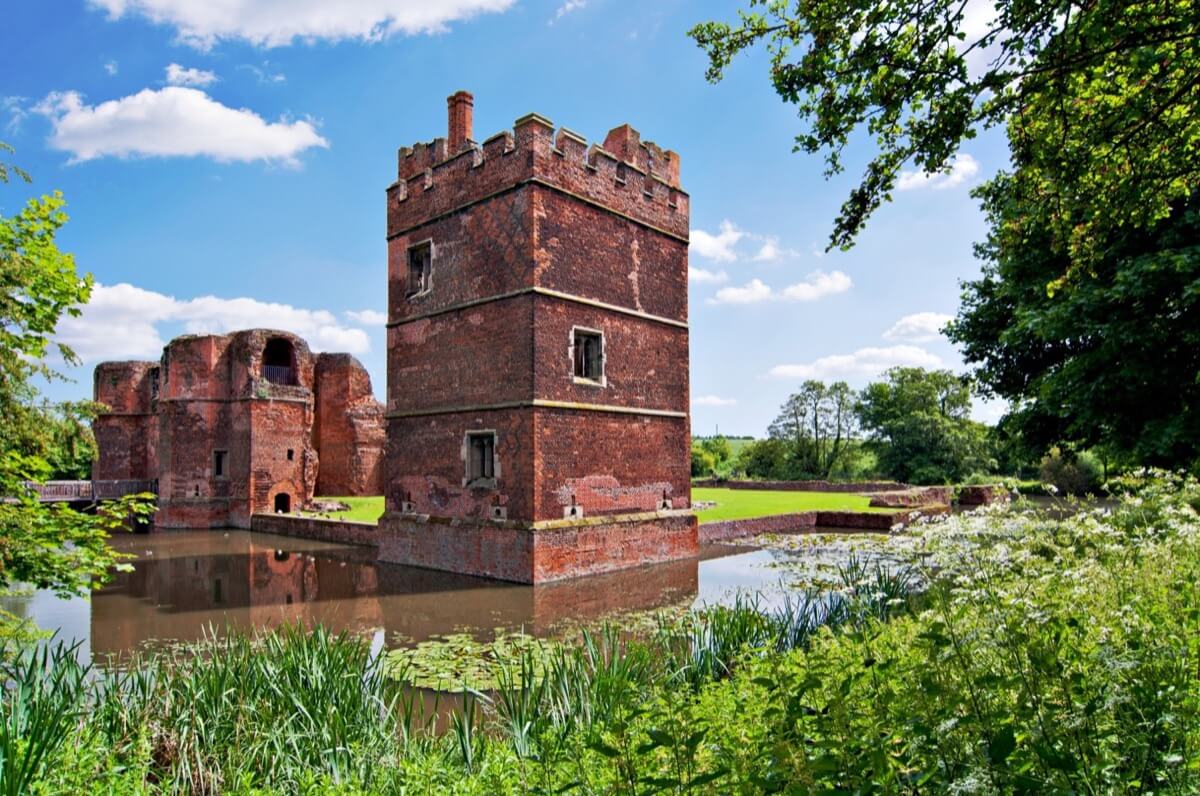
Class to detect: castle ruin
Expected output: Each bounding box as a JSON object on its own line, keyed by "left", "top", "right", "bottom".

{"left": 93, "top": 329, "right": 385, "bottom": 528}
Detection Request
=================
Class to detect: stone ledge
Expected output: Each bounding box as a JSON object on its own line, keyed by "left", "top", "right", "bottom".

{"left": 250, "top": 513, "right": 379, "bottom": 548}
{"left": 379, "top": 508, "right": 695, "bottom": 533}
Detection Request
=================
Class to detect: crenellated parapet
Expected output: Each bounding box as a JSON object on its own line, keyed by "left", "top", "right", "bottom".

{"left": 387, "top": 96, "right": 688, "bottom": 242}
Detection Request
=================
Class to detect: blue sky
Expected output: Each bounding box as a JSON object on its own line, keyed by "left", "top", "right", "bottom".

{"left": 2, "top": 0, "right": 1008, "bottom": 436}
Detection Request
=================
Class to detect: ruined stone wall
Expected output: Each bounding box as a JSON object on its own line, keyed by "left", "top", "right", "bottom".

{"left": 93, "top": 361, "right": 159, "bottom": 481}
{"left": 314, "top": 354, "right": 385, "bottom": 496}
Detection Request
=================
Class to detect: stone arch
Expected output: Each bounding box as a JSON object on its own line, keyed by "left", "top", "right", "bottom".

{"left": 274, "top": 492, "right": 291, "bottom": 513}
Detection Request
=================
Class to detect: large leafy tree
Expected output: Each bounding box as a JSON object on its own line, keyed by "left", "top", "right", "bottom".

{"left": 689, "top": 0, "right": 1199, "bottom": 276}
{"left": 949, "top": 176, "right": 1200, "bottom": 466}
{"left": 767, "top": 380, "right": 857, "bottom": 478}
{"left": 0, "top": 145, "right": 151, "bottom": 603}
{"left": 856, "top": 367, "right": 994, "bottom": 483}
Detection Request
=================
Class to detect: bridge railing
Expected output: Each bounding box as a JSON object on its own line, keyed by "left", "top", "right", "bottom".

{"left": 21, "top": 480, "right": 158, "bottom": 502}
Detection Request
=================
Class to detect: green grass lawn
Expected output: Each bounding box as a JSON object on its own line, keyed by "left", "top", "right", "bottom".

{"left": 692, "top": 487, "right": 891, "bottom": 523}
{"left": 308, "top": 488, "right": 888, "bottom": 526}
{"left": 305, "top": 496, "right": 385, "bottom": 523}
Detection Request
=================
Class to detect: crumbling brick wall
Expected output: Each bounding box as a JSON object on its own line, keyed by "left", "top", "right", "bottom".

{"left": 96, "top": 328, "right": 381, "bottom": 529}
{"left": 314, "top": 353, "right": 385, "bottom": 496}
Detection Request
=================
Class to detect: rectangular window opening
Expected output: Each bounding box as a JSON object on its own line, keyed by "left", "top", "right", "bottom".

{"left": 213, "top": 450, "right": 228, "bottom": 478}
{"left": 467, "top": 432, "right": 496, "bottom": 484}
{"left": 406, "top": 242, "right": 432, "bottom": 298}
{"left": 572, "top": 329, "right": 604, "bottom": 383}
{"left": 287, "top": 449, "right": 295, "bottom": 461}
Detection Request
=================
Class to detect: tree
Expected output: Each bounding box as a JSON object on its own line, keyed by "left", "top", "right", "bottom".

{"left": 948, "top": 176, "right": 1200, "bottom": 467}
{"left": 689, "top": 0, "right": 1199, "bottom": 275}
{"left": 0, "top": 144, "right": 152, "bottom": 607}
{"left": 856, "top": 367, "right": 993, "bottom": 483}
{"left": 767, "top": 380, "right": 857, "bottom": 478}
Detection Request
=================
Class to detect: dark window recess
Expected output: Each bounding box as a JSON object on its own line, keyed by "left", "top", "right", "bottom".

{"left": 149, "top": 369, "right": 160, "bottom": 401}
{"left": 406, "top": 243, "right": 432, "bottom": 298}
{"left": 213, "top": 450, "right": 228, "bottom": 478}
{"left": 287, "top": 449, "right": 294, "bottom": 461}
{"left": 274, "top": 493, "right": 291, "bottom": 513}
{"left": 573, "top": 331, "right": 604, "bottom": 381}
{"left": 467, "top": 433, "right": 496, "bottom": 483}
{"left": 263, "top": 338, "right": 296, "bottom": 385}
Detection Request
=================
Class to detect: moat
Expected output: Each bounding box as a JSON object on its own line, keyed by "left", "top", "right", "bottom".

{"left": 1, "top": 530, "right": 849, "bottom": 665}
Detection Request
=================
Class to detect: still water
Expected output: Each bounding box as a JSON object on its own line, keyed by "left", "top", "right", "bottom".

{"left": 0, "top": 530, "right": 823, "bottom": 665}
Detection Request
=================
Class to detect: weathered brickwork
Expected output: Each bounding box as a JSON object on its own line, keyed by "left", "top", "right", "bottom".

{"left": 378, "top": 92, "right": 696, "bottom": 582}
{"left": 314, "top": 354, "right": 385, "bottom": 496}
{"left": 94, "top": 330, "right": 386, "bottom": 529}
{"left": 93, "top": 361, "right": 160, "bottom": 481}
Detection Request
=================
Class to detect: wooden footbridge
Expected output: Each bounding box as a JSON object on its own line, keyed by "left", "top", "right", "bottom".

{"left": 24, "top": 480, "right": 158, "bottom": 504}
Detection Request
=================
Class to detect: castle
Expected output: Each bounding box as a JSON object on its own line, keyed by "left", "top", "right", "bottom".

{"left": 374, "top": 92, "right": 697, "bottom": 582}
{"left": 93, "top": 92, "right": 697, "bottom": 583}
{"left": 93, "top": 330, "right": 385, "bottom": 528}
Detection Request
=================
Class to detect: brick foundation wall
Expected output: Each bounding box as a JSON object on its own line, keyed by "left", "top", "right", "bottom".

{"left": 377, "top": 510, "right": 697, "bottom": 583}
{"left": 250, "top": 513, "right": 380, "bottom": 547}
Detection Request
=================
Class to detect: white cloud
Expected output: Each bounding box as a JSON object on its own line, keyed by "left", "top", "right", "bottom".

{"left": 688, "top": 266, "right": 728, "bottom": 284}
{"left": 707, "top": 270, "right": 852, "bottom": 305}
{"left": 769, "top": 345, "right": 943, "bottom": 381}
{"left": 88, "top": 0, "right": 517, "bottom": 49}
{"left": 883, "top": 312, "right": 953, "bottom": 343}
{"left": 241, "top": 62, "right": 287, "bottom": 84}
{"left": 165, "top": 63, "right": 217, "bottom": 87}
{"left": 104, "top": 60, "right": 119, "bottom": 75}
{"left": 693, "top": 395, "right": 737, "bottom": 407}
{"left": 34, "top": 87, "right": 328, "bottom": 165}
{"left": 57, "top": 283, "right": 373, "bottom": 363}
{"left": 690, "top": 220, "right": 744, "bottom": 263}
{"left": 552, "top": 0, "right": 586, "bottom": 21}
{"left": 708, "top": 278, "right": 773, "bottom": 305}
{"left": 752, "top": 237, "right": 800, "bottom": 262}
{"left": 1, "top": 96, "right": 27, "bottom": 134}
{"left": 896, "top": 153, "right": 980, "bottom": 191}
{"left": 345, "top": 309, "right": 387, "bottom": 326}
{"left": 780, "top": 270, "right": 852, "bottom": 301}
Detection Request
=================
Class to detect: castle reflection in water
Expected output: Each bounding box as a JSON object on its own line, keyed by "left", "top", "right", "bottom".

{"left": 89, "top": 531, "right": 702, "bottom": 660}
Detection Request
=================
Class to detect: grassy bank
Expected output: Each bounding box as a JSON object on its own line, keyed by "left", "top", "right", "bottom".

{"left": 312, "top": 488, "right": 889, "bottom": 526}
{"left": 691, "top": 486, "right": 889, "bottom": 522}
{"left": 7, "top": 473, "right": 1200, "bottom": 793}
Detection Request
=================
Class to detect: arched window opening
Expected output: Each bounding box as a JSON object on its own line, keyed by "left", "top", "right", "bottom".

{"left": 263, "top": 338, "right": 296, "bottom": 385}
{"left": 274, "top": 493, "right": 291, "bottom": 513}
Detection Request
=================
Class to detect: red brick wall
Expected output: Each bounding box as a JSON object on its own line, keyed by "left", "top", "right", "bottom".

{"left": 386, "top": 294, "right": 535, "bottom": 413}
{"left": 93, "top": 361, "right": 159, "bottom": 481}
{"left": 533, "top": 407, "right": 689, "bottom": 521}
{"left": 385, "top": 409, "right": 534, "bottom": 520}
{"left": 377, "top": 511, "right": 697, "bottom": 583}
{"left": 250, "top": 513, "right": 379, "bottom": 547}
{"left": 532, "top": 296, "right": 688, "bottom": 412}
{"left": 314, "top": 353, "right": 385, "bottom": 496}
{"left": 530, "top": 187, "right": 688, "bottom": 323}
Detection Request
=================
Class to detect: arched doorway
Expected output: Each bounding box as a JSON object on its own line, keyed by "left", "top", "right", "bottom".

{"left": 274, "top": 493, "right": 291, "bottom": 513}
{"left": 262, "top": 338, "right": 296, "bottom": 385}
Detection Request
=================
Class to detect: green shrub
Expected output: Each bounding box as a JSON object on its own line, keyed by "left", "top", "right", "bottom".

{"left": 1039, "top": 445, "right": 1103, "bottom": 494}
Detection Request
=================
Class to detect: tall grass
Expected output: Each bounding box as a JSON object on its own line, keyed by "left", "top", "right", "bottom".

{"left": 5, "top": 473, "right": 1200, "bottom": 793}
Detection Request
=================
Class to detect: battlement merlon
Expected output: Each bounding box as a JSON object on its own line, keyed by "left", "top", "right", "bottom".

{"left": 387, "top": 93, "right": 689, "bottom": 242}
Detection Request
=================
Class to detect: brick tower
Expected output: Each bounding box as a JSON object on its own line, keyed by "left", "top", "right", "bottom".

{"left": 377, "top": 91, "right": 697, "bottom": 583}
